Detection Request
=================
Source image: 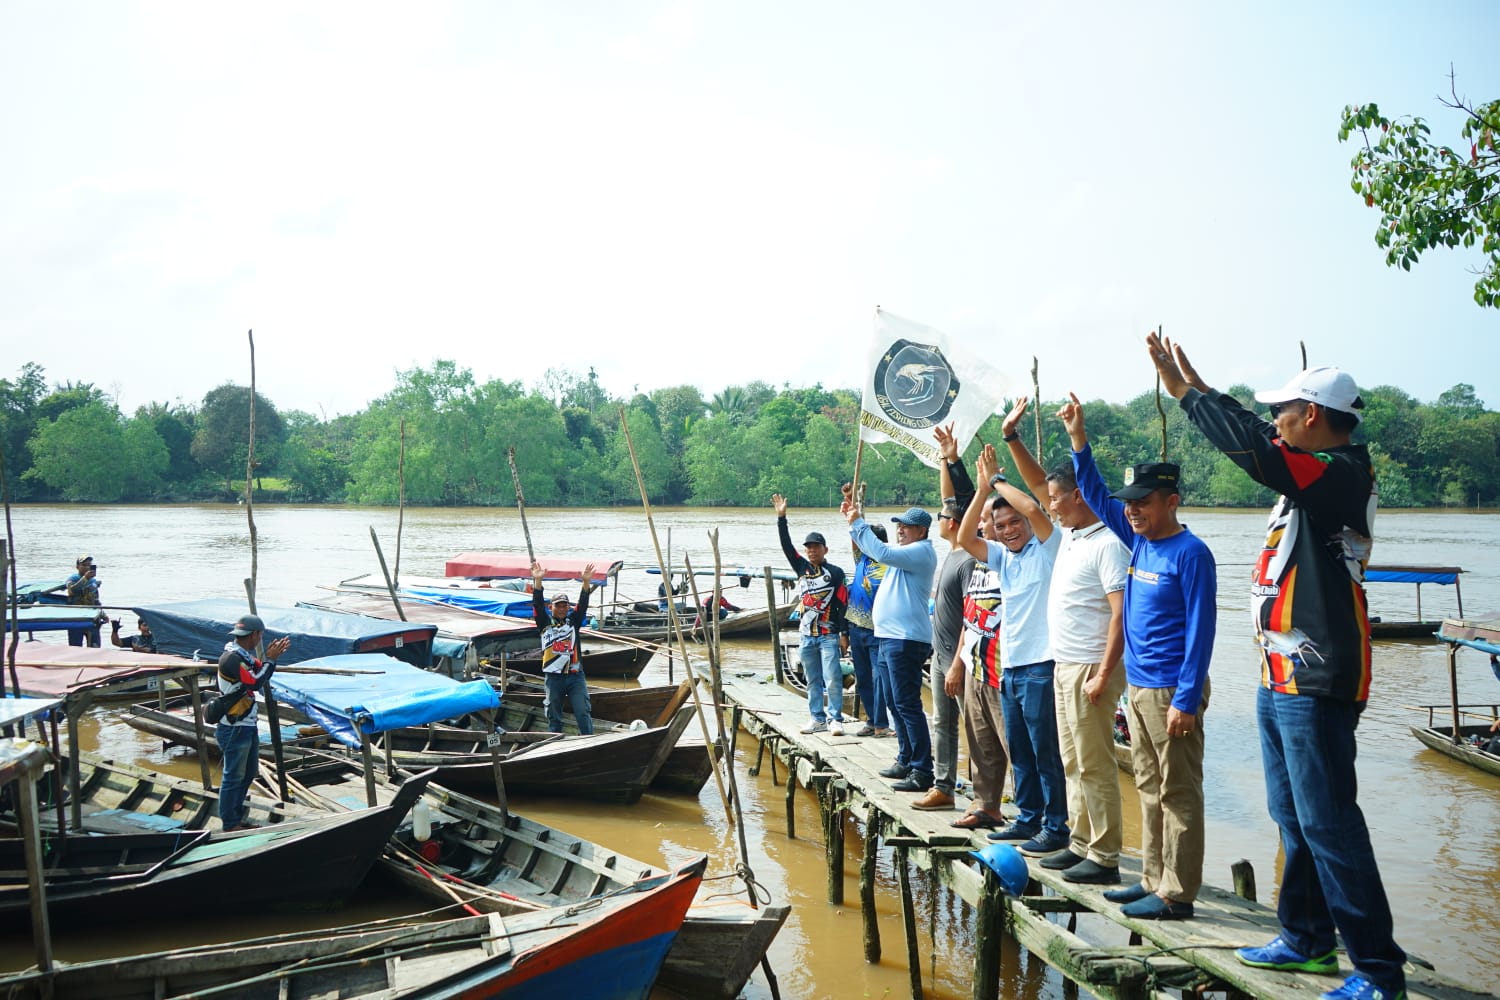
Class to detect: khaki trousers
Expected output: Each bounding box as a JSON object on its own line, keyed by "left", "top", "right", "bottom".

{"left": 1127, "top": 680, "right": 1209, "bottom": 902}
{"left": 1054, "top": 660, "right": 1127, "bottom": 865}
{"left": 963, "top": 669, "right": 1009, "bottom": 815}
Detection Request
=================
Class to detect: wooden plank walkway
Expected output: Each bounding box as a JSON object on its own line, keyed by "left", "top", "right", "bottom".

{"left": 717, "top": 669, "right": 1496, "bottom": 1000}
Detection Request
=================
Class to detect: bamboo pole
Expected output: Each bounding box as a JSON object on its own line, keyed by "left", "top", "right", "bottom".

{"left": 395, "top": 418, "right": 406, "bottom": 582}
{"left": 245, "top": 330, "right": 259, "bottom": 610}
{"left": 616, "top": 403, "right": 733, "bottom": 819}
{"left": 1154, "top": 324, "right": 1168, "bottom": 462}
{"left": 764, "top": 565, "right": 785, "bottom": 685}
{"left": 506, "top": 447, "right": 536, "bottom": 565}
{"left": 1031, "top": 356, "right": 1042, "bottom": 459}
{"left": 370, "top": 527, "right": 408, "bottom": 621}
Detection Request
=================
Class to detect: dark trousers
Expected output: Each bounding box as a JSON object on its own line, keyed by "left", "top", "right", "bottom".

{"left": 881, "top": 638, "right": 933, "bottom": 778}
{"left": 545, "top": 670, "right": 593, "bottom": 734}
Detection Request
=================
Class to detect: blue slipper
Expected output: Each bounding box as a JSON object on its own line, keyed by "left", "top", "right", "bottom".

{"left": 1120, "top": 894, "right": 1194, "bottom": 920}
{"left": 1102, "top": 882, "right": 1150, "bottom": 904}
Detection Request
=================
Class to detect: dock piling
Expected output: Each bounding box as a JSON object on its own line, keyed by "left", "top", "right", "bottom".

{"left": 823, "top": 782, "right": 845, "bottom": 904}
{"left": 861, "top": 804, "right": 881, "bottom": 962}
{"left": 896, "top": 844, "right": 924, "bottom": 999}
{"left": 1231, "top": 859, "right": 1257, "bottom": 902}
{"left": 972, "top": 866, "right": 1002, "bottom": 1000}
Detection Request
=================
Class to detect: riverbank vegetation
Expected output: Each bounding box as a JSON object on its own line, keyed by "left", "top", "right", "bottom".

{"left": 2, "top": 360, "right": 1494, "bottom": 508}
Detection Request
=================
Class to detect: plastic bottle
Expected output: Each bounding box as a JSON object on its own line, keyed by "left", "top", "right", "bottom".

{"left": 413, "top": 799, "right": 432, "bottom": 841}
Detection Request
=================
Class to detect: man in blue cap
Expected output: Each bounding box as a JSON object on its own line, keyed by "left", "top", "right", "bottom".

{"left": 843, "top": 497, "right": 938, "bottom": 792}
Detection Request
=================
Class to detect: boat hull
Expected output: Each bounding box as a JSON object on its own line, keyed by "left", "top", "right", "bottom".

{"left": 1410, "top": 724, "right": 1500, "bottom": 778}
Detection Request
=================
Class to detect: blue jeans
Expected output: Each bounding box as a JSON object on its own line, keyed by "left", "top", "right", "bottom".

{"left": 800, "top": 633, "right": 843, "bottom": 723}
{"left": 881, "top": 638, "right": 933, "bottom": 779}
{"left": 847, "top": 626, "right": 883, "bottom": 726}
{"left": 545, "top": 670, "right": 593, "bottom": 734}
{"left": 1257, "top": 687, "right": 1405, "bottom": 993}
{"left": 67, "top": 626, "right": 101, "bottom": 648}
{"left": 216, "top": 722, "right": 260, "bottom": 829}
{"left": 1000, "top": 661, "right": 1069, "bottom": 836}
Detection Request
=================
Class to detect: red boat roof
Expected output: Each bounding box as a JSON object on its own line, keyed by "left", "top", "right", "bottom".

{"left": 444, "top": 553, "right": 623, "bottom": 584}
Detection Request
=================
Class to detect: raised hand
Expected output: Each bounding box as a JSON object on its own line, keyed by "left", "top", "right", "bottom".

{"left": 933, "top": 422, "right": 959, "bottom": 462}
{"left": 580, "top": 562, "right": 596, "bottom": 591}
{"left": 1057, "top": 392, "right": 1087, "bottom": 448}
{"left": 771, "top": 494, "right": 788, "bottom": 517}
{"left": 267, "top": 636, "right": 292, "bottom": 659}
{"left": 1145, "top": 331, "right": 1209, "bottom": 399}
{"left": 1001, "top": 397, "right": 1029, "bottom": 439}
{"left": 531, "top": 559, "right": 545, "bottom": 584}
{"left": 976, "top": 443, "right": 1000, "bottom": 487}
{"left": 840, "top": 498, "right": 861, "bottom": 524}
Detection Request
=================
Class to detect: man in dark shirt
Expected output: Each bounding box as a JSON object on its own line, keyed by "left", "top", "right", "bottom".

{"left": 64, "top": 554, "right": 103, "bottom": 647}
{"left": 774, "top": 494, "right": 850, "bottom": 735}
{"left": 216, "top": 613, "right": 290, "bottom": 831}
{"left": 1149, "top": 333, "right": 1405, "bottom": 1000}
{"left": 111, "top": 616, "right": 158, "bottom": 653}
{"left": 530, "top": 560, "right": 598, "bottom": 735}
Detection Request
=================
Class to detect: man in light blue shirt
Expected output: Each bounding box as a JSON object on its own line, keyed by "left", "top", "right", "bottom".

{"left": 955, "top": 443, "right": 1069, "bottom": 857}
{"left": 844, "top": 499, "right": 939, "bottom": 792}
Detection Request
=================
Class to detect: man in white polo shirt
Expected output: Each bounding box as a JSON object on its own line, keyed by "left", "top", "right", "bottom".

{"left": 1001, "top": 398, "right": 1130, "bottom": 884}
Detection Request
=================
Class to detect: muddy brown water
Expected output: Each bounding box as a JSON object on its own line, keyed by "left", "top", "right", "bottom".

{"left": 3, "top": 504, "right": 1498, "bottom": 997}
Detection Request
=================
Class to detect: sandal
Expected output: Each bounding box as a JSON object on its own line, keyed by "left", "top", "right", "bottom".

{"left": 951, "top": 811, "right": 1001, "bottom": 830}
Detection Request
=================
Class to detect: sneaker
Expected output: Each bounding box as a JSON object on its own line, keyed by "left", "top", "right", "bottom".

{"left": 1039, "top": 848, "right": 1086, "bottom": 871}
{"left": 800, "top": 719, "right": 827, "bottom": 734}
{"left": 986, "top": 822, "right": 1038, "bottom": 842}
{"left": 1236, "top": 936, "right": 1338, "bottom": 975}
{"left": 890, "top": 774, "right": 934, "bottom": 793}
{"left": 1120, "top": 894, "right": 1194, "bottom": 920}
{"left": 855, "top": 724, "right": 876, "bottom": 737}
{"left": 828, "top": 719, "right": 845, "bottom": 736}
{"left": 1018, "top": 830, "right": 1071, "bottom": 857}
{"left": 877, "top": 763, "right": 910, "bottom": 779}
{"left": 911, "top": 788, "right": 955, "bottom": 811}
{"left": 1320, "top": 975, "right": 1405, "bottom": 1000}
{"left": 1061, "top": 860, "right": 1121, "bottom": 885}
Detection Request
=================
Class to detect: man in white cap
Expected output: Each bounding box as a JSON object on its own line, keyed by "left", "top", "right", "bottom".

{"left": 1148, "top": 333, "right": 1405, "bottom": 1000}
{"left": 216, "top": 613, "right": 291, "bottom": 831}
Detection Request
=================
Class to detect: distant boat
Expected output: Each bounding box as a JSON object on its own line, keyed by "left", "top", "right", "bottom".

{"left": 1416, "top": 618, "right": 1500, "bottom": 777}
{"left": 1365, "top": 564, "right": 1464, "bottom": 639}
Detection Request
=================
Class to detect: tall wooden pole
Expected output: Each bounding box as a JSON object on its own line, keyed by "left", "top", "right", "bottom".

{"left": 245, "top": 330, "right": 258, "bottom": 611}
{"left": 1031, "top": 356, "right": 1042, "bottom": 459}
{"left": 507, "top": 447, "right": 537, "bottom": 565}
{"left": 395, "top": 418, "right": 406, "bottom": 582}
{"left": 1154, "top": 324, "right": 1168, "bottom": 462}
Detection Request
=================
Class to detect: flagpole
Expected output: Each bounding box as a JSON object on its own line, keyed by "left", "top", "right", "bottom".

{"left": 850, "top": 437, "right": 866, "bottom": 507}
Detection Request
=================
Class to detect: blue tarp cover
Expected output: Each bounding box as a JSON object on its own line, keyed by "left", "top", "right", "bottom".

{"left": 135, "top": 599, "right": 437, "bottom": 665}
{"left": 11, "top": 606, "right": 102, "bottom": 632}
{"left": 268, "top": 652, "right": 499, "bottom": 747}
{"left": 1366, "top": 568, "right": 1460, "bottom": 585}
{"left": 399, "top": 587, "right": 536, "bottom": 619}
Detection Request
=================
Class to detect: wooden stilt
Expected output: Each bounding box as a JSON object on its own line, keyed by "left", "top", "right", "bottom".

{"left": 972, "top": 866, "right": 1002, "bottom": 1000}
{"left": 1231, "top": 859, "right": 1257, "bottom": 902}
{"left": 861, "top": 804, "right": 880, "bottom": 963}
{"left": 750, "top": 733, "right": 767, "bottom": 777}
{"left": 896, "top": 844, "right": 923, "bottom": 999}
{"left": 359, "top": 734, "right": 377, "bottom": 806}
{"left": 824, "top": 785, "right": 844, "bottom": 905}
{"left": 784, "top": 750, "right": 799, "bottom": 840}
{"left": 186, "top": 672, "right": 212, "bottom": 793}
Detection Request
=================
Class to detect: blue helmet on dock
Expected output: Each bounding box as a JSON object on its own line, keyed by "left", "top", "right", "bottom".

{"left": 971, "top": 843, "right": 1029, "bottom": 896}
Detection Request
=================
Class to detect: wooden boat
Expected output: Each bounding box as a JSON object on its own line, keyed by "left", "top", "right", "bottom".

{"left": 284, "top": 770, "right": 789, "bottom": 1000}
{"left": 494, "top": 669, "right": 680, "bottom": 723}
{"left": 0, "top": 772, "right": 431, "bottom": 927}
{"left": 0, "top": 859, "right": 706, "bottom": 1000}
{"left": 124, "top": 694, "right": 697, "bottom": 804}
{"left": 1416, "top": 618, "right": 1500, "bottom": 777}
{"left": 1365, "top": 564, "right": 1464, "bottom": 638}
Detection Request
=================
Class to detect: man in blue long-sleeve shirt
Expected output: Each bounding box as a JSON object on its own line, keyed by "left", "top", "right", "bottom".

{"left": 844, "top": 498, "right": 939, "bottom": 792}
{"left": 1061, "top": 392, "right": 1216, "bottom": 921}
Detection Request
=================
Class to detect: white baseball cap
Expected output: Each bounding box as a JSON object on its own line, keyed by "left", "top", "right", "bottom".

{"left": 1253, "top": 367, "right": 1364, "bottom": 423}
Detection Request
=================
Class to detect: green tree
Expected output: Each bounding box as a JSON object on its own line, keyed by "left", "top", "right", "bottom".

{"left": 0, "top": 362, "right": 48, "bottom": 497}
{"left": 1339, "top": 75, "right": 1500, "bottom": 307}
{"left": 136, "top": 401, "right": 199, "bottom": 488}
{"left": 191, "top": 384, "right": 288, "bottom": 490}
{"left": 26, "top": 402, "right": 167, "bottom": 501}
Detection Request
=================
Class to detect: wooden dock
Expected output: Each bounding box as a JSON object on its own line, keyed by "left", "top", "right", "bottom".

{"left": 716, "top": 670, "right": 1496, "bottom": 1000}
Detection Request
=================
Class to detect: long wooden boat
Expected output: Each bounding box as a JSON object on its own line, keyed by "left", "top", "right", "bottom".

{"left": 124, "top": 695, "right": 696, "bottom": 804}
{"left": 493, "top": 670, "right": 681, "bottom": 723}
{"left": 287, "top": 770, "right": 788, "bottom": 1000}
{"left": 1366, "top": 564, "right": 1464, "bottom": 638}
{"left": 1418, "top": 618, "right": 1500, "bottom": 778}
{"left": 1410, "top": 721, "right": 1500, "bottom": 778}
{"left": 0, "top": 772, "right": 431, "bottom": 927}
{"left": 0, "top": 858, "right": 705, "bottom": 1000}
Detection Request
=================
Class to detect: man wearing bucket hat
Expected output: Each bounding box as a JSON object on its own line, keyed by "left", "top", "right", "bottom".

{"left": 842, "top": 497, "right": 938, "bottom": 792}
{"left": 1062, "top": 392, "right": 1217, "bottom": 922}
{"left": 1148, "top": 334, "right": 1405, "bottom": 1000}
{"left": 215, "top": 613, "right": 291, "bottom": 831}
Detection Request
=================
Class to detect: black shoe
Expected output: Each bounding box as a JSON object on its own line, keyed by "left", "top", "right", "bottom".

{"left": 1062, "top": 860, "right": 1122, "bottom": 885}
{"left": 878, "top": 763, "right": 910, "bottom": 779}
{"left": 890, "top": 774, "right": 934, "bottom": 793}
{"left": 1039, "top": 848, "right": 1086, "bottom": 871}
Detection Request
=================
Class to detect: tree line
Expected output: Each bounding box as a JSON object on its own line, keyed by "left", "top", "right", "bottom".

{"left": 2, "top": 359, "right": 1496, "bottom": 509}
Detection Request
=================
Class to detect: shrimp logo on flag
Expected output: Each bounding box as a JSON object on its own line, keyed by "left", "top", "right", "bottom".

{"left": 860, "top": 309, "right": 1013, "bottom": 468}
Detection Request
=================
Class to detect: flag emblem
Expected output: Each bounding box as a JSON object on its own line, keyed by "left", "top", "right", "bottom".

{"left": 873, "top": 340, "right": 960, "bottom": 428}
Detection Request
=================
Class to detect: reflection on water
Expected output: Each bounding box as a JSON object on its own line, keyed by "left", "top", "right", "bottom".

{"left": 4, "top": 504, "right": 1500, "bottom": 994}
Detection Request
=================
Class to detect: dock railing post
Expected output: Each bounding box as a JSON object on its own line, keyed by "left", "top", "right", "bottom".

{"left": 764, "top": 565, "right": 784, "bottom": 685}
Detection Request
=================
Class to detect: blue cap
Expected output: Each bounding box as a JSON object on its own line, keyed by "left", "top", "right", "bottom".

{"left": 891, "top": 507, "right": 932, "bottom": 529}
{"left": 970, "top": 843, "right": 1029, "bottom": 896}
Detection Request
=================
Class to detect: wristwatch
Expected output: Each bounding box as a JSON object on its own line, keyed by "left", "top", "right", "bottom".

{"left": 990, "top": 472, "right": 1007, "bottom": 487}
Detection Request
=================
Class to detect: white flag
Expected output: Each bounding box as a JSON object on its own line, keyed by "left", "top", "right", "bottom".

{"left": 859, "top": 309, "right": 1014, "bottom": 469}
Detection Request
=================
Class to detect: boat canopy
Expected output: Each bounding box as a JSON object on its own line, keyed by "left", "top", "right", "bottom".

{"left": 4, "top": 646, "right": 204, "bottom": 699}
{"left": 9, "top": 606, "right": 104, "bottom": 634}
{"left": 1437, "top": 618, "right": 1500, "bottom": 656}
{"left": 136, "top": 599, "right": 438, "bottom": 667}
{"left": 267, "top": 653, "right": 499, "bottom": 747}
{"left": 399, "top": 587, "right": 537, "bottom": 618}
{"left": 1366, "top": 565, "right": 1463, "bottom": 585}
{"left": 443, "top": 553, "right": 623, "bottom": 583}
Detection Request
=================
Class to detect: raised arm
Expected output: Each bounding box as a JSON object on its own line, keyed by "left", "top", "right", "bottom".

{"left": 1061, "top": 393, "right": 1133, "bottom": 546}
{"left": 773, "top": 494, "right": 809, "bottom": 573}
{"left": 1001, "top": 398, "right": 1049, "bottom": 502}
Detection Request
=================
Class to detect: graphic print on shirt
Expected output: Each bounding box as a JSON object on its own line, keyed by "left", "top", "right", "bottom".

{"left": 797, "top": 567, "right": 843, "bottom": 637}
{"left": 539, "top": 618, "right": 578, "bottom": 671}
{"left": 958, "top": 562, "right": 1004, "bottom": 687}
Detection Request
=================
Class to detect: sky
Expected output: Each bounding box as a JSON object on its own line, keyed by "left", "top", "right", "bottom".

{"left": 3, "top": 1, "right": 1497, "bottom": 421}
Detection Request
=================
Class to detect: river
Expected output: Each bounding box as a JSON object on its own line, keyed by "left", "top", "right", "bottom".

{"left": 3, "top": 503, "right": 1498, "bottom": 998}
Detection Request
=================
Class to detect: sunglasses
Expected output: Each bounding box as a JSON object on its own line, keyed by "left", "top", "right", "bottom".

{"left": 1268, "top": 401, "right": 1303, "bottom": 419}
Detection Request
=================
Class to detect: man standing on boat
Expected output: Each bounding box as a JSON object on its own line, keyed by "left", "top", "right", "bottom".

{"left": 64, "top": 554, "right": 104, "bottom": 647}
{"left": 953, "top": 444, "right": 1069, "bottom": 858}
{"left": 216, "top": 613, "right": 290, "bottom": 831}
{"left": 999, "top": 398, "right": 1131, "bottom": 886}
{"left": 1064, "top": 394, "right": 1216, "bottom": 921}
{"left": 531, "top": 560, "right": 598, "bottom": 736}
{"left": 843, "top": 498, "right": 938, "bottom": 792}
{"left": 919, "top": 422, "right": 981, "bottom": 812}
{"left": 1148, "top": 336, "right": 1406, "bottom": 1000}
{"left": 774, "top": 495, "right": 850, "bottom": 735}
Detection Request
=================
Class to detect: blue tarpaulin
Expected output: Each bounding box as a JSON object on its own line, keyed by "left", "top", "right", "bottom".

{"left": 267, "top": 652, "right": 500, "bottom": 747}
{"left": 398, "top": 587, "right": 537, "bottom": 619}
{"left": 1366, "top": 568, "right": 1460, "bottom": 585}
{"left": 135, "top": 599, "right": 438, "bottom": 666}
